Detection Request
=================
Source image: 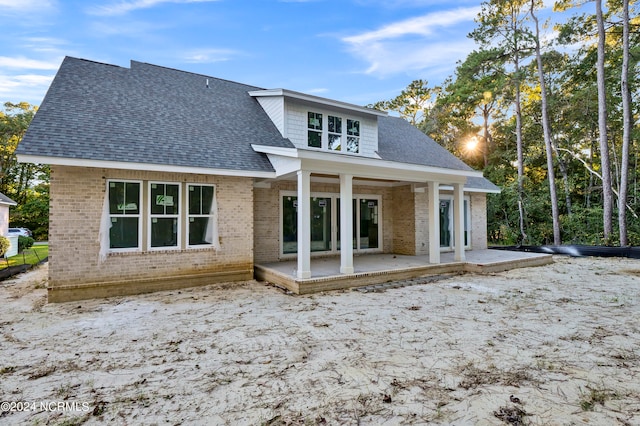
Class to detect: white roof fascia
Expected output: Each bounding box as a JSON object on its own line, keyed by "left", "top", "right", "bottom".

{"left": 297, "top": 149, "right": 481, "bottom": 180}
{"left": 439, "top": 184, "right": 502, "bottom": 194}
{"left": 16, "top": 154, "right": 277, "bottom": 179}
{"left": 249, "top": 89, "right": 387, "bottom": 118}
{"left": 252, "top": 144, "right": 479, "bottom": 184}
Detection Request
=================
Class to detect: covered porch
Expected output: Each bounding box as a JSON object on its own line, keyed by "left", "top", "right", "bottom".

{"left": 255, "top": 249, "right": 553, "bottom": 294}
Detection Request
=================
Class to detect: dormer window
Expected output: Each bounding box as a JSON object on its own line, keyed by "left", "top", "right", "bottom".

{"left": 307, "top": 112, "right": 322, "bottom": 148}
{"left": 328, "top": 115, "right": 342, "bottom": 151}
{"left": 346, "top": 119, "right": 360, "bottom": 153}
{"left": 307, "top": 111, "right": 360, "bottom": 154}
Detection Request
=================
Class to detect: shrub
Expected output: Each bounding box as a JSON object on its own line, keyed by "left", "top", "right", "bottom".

{"left": 0, "top": 236, "right": 9, "bottom": 257}
{"left": 18, "top": 236, "right": 35, "bottom": 252}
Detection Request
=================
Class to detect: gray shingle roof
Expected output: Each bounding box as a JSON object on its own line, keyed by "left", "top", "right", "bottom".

{"left": 18, "top": 57, "right": 294, "bottom": 173}
{"left": 19, "top": 57, "right": 499, "bottom": 192}
{"left": 377, "top": 116, "right": 499, "bottom": 192}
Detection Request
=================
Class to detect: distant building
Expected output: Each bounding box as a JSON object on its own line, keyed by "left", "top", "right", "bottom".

{"left": 0, "top": 192, "right": 17, "bottom": 237}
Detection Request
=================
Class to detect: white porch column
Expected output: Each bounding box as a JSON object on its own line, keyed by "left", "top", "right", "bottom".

{"left": 428, "top": 181, "right": 440, "bottom": 264}
{"left": 297, "top": 170, "right": 311, "bottom": 279}
{"left": 454, "top": 182, "right": 466, "bottom": 262}
{"left": 339, "top": 174, "right": 354, "bottom": 274}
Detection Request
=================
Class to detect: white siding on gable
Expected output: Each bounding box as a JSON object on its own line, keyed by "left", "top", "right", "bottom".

{"left": 359, "top": 115, "right": 378, "bottom": 157}
{"left": 285, "top": 104, "right": 307, "bottom": 149}
{"left": 255, "top": 97, "right": 286, "bottom": 137}
{"left": 285, "top": 102, "right": 379, "bottom": 157}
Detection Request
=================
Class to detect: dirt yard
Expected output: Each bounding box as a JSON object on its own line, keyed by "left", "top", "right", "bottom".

{"left": 1, "top": 255, "right": 639, "bottom": 425}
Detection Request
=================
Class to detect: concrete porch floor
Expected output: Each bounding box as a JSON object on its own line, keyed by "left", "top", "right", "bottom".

{"left": 254, "top": 249, "right": 554, "bottom": 294}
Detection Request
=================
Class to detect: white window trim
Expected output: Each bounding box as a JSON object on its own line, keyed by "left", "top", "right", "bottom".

{"left": 439, "top": 194, "right": 471, "bottom": 251}
{"left": 148, "top": 181, "right": 182, "bottom": 251}
{"left": 107, "top": 179, "right": 143, "bottom": 254}
{"left": 279, "top": 190, "right": 382, "bottom": 258}
{"left": 186, "top": 183, "right": 217, "bottom": 249}
{"left": 307, "top": 109, "right": 362, "bottom": 155}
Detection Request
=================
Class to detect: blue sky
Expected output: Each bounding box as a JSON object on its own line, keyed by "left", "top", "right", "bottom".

{"left": 1, "top": 0, "right": 559, "bottom": 108}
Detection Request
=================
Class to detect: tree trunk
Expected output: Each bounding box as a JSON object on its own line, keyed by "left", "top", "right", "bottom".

{"left": 531, "top": 1, "right": 561, "bottom": 245}
{"left": 618, "top": 0, "right": 631, "bottom": 246}
{"left": 596, "top": 0, "right": 613, "bottom": 243}
{"left": 515, "top": 65, "right": 526, "bottom": 245}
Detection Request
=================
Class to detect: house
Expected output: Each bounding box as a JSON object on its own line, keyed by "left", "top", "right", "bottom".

{"left": 17, "top": 57, "right": 504, "bottom": 302}
{"left": 0, "top": 192, "right": 18, "bottom": 258}
{"left": 0, "top": 192, "right": 17, "bottom": 237}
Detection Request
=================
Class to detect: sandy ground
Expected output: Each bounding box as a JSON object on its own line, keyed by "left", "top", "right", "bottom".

{"left": 1, "top": 256, "right": 639, "bottom": 426}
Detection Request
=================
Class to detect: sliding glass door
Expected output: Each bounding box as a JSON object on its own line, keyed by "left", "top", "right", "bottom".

{"left": 281, "top": 192, "right": 381, "bottom": 256}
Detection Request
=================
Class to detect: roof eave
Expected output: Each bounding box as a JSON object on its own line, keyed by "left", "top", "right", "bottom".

{"left": 17, "top": 154, "right": 276, "bottom": 179}
{"left": 249, "top": 89, "right": 387, "bottom": 117}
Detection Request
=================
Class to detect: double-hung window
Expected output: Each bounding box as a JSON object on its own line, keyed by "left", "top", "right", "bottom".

{"left": 149, "top": 182, "right": 180, "bottom": 249}
{"left": 346, "top": 119, "right": 360, "bottom": 153}
{"left": 108, "top": 180, "right": 141, "bottom": 250}
{"left": 307, "top": 112, "right": 322, "bottom": 148}
{"left": 104, "top": 180, "right": 219, "bottom": 255}
{"left": 328, "top": 115, "right": 342, "bottom": 151}
{"left": 188, "top": 184, "right": 216, "bottom": 247}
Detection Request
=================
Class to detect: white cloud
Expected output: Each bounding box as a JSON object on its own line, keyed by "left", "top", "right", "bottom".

{"left": 183, "top": 48, "right": 241, "bottom": 63}
{"left": 0, "top": 56, "right": 62, "bottom": 70}
{"left": 355, "top": 39, "right": 476, "bottom": 77}
{"left": 88, "top": 0, "right": 219, "bottom": 16}
{"left": 341, "top": 7, "right": 480, "bottom": 78}
{"left": 0, "top": 73, "right": 55, "bottom": 105}
{"left": 343, "top": 7, "right": 480, "bottom": 45}
{"left": 0, "top": 0, "right": 54, "bottom": 12}
{"left": 305, "top": 88, "right": 328, "bottom": 94}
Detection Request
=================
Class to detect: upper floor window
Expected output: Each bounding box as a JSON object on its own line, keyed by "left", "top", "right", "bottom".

{"left": 347, "top": 119, "right": 360, "bottom": 153}
{"left": 328, "top": 115, "right": 342, "bottom": 151}
{"left": 307, "top": 111, "right": 360, "bottom": 154}
{"left": 308, "top": 112, "right": 322, "bottom": 148}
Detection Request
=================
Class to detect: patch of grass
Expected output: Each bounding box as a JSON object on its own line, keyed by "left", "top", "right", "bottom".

{"left": 458, "top": 362, "right": 534, "bottom": 390}
{"left": 0, "top": 243, "right": 48, "bottom": 270}
{"left": 0, "top": 366, "right": 15, "bottom": 375}
{"left": 28, "top": 363, "right": 56, "bottom": 380}
{"left": 579, "top": 384, "right": 617, "bottom": 411}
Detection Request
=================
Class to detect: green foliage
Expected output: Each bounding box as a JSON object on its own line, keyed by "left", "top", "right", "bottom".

{"left": 1, "top": 102, "right": 48, "bottom": 240}
{"left": 370, "top": 79, "right": 439, "bottom": 126}
{"left": 18, "top": 236, "right": 35, "bottom": 252}
{"left": 10, "top": 181, "right": 49, "bottom": 240}
{"left": 0, "top": 236, "right": 9, "bottom": 257}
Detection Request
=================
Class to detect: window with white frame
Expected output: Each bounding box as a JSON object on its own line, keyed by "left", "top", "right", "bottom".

{"left": 102, "top": 180, "right": 219, "bottom": 256}
{"left": 307, "top": 112, "right": 322, "bottom": 148}
{"left": 108, "top": 180, "right": 141, "bottom": 250}
{"left": 328, "top": 115, "right": 342, "bottom": 151}
{"left": 188, "top": 184, "right": 216, "bottom": 246}
{"left": 149, "top": 182, "right": 180, "bottom": 249}
{"left": 346, "top": 119, "right": 360, "bottom": 153}
{"left": 307, "top": 111, "right": 360, "bottom": 154}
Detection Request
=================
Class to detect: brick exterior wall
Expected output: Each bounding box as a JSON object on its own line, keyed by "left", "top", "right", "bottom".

{"left": 391, "top": 185, "right": 415, "bottom": 255}
{"left": 470, "top": 193, "right": 488, "bottom": 249}
{"left": 48, "top": 165, "right": 254, "bottom": 302}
